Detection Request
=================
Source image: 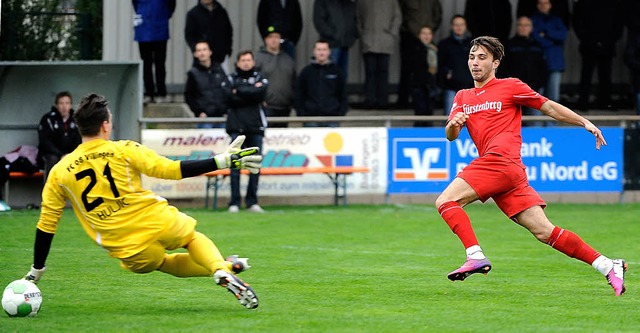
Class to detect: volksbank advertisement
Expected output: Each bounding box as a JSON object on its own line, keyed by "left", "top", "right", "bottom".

{"left": 388, "top": 127, "right": 623, "bottom": 193}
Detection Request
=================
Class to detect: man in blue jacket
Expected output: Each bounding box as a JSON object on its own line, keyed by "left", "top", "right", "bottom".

{"left": 133, "top": 0, "right": 176, "bottom": 103}
{"left": 532, "top": 0, "right": 568, "bottom": 104}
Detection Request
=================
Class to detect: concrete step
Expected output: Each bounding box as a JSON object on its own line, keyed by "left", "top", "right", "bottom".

{"left": 143, "top": 102, "right": 195, "bottom": 129}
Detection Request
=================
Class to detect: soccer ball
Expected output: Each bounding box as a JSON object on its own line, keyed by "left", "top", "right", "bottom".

{"left": 2, "top": 280, "right": 42, "bottom": 317}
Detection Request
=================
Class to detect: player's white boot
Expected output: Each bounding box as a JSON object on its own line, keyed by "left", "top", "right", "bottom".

{"left": 214, "top": 270, "right": 259, "bottom": 309}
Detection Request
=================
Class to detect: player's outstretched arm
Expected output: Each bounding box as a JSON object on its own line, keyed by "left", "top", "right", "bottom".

{"left": 445, "top": 112, "right": 469, "bottom": 141}
{"left": 180, "top": 135, "right": 263, "bottom": 178}
{"left": 539, "top": 100, "right": 607, "bottom": 150}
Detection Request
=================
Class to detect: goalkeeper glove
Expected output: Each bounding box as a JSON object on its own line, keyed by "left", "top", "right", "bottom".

{"left": 214, "top": 135, "right": 262, "bottom": 174}
{"left": 24, "top": 265, "right": 46, "bottom": 284}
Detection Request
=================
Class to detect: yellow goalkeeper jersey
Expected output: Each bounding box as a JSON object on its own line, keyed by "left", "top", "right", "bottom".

{"left": 37, "top": 139, "right": 185, "bottom": 258}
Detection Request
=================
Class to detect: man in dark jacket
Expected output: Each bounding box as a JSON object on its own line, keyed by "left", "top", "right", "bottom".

{"left": 501, "top": 16, "right": 548, "bottom": 126}
{"left": 312, "top": 0, "right": 359, "bottom": 78}
{"left": 437, "top": 15, "right": 474, "bottom": 114}
{"left": 464, "top": 0, "right": 512, "bottom": 43}
{"left": 255, "top": 27, "right": 296, "bottom": 128}
{"left": 132, "top": 0, "right": 176, "bottom": 103}
{"left": 573, "top": 0, "right": 625, "bottom": 110}
{"left": 223, "top": 51, "right": 269, "bottom": 213}
{"left": 623, "top": 0, "right": 640, "bottom": 116}
{"left": 185, "top": 41, "right": 230, "bottom": 128}
{"left": 501, "top": 16, "right": 547, "bottom": 91}
{"left": 397, "top": 0, "right": 443, "bottom": 107}
{"left": 410, "top": 25, "right": 439, "bottom": 127}
{"left": 357, "top": 0, "right": 402, "bottom": 109}
{"left": 37, "top": 91, "right": 82, "bottom": 180}
{"left": 295, "top": 40, "right": 347, "bottom": 127}
{"left": 185, "top": 0, "right": 233, "bottom": 66}
{"left": 257, "top": 0, "right": 303, "bottom": 61}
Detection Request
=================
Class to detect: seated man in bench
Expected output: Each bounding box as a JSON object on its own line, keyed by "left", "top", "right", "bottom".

{"left": 37, "top": 91, "right": 82, "bottom": 180}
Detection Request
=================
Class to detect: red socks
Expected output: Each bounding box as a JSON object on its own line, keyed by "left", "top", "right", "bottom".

{"left": 437, "top": 201, "right": 479, "bottom": 248}
{"left": 547, "top": 226, "right": 600, "bottom": 265}
{"left": 438, "top": 202, "right": 600, "bottom": 265}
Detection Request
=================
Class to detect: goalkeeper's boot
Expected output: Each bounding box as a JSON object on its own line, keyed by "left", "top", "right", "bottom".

{"left": 214, "top": 270, "right": 259, "bottom": 309}
{"left": 226, "top": 255, "right": 251, "bottom": 274}
{"left": 447, "top": 257, "right": 492, "bottom": 281}
{"left": 606, "top": 259, "right": 628, "bottom": 296}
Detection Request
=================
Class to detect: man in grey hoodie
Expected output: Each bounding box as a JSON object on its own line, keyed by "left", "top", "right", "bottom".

{"left": 254, "top": 26, "right": 296, "bottom": 128}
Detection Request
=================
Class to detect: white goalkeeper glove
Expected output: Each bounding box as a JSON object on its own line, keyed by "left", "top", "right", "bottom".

{"left": 24, "top": 265, "right": 46, "bottom": 284}
{"left": 214, "top": 135, "right": 262, "bottom": 174}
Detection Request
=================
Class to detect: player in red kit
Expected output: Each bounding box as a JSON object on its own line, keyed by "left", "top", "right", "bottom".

{"left": 435, "top": 36, "right": 627, "bottom": 296}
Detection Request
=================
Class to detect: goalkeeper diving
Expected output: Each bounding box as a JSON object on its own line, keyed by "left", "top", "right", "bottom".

{"left": 24, "top": 93, "right": 261, "bottom": 309}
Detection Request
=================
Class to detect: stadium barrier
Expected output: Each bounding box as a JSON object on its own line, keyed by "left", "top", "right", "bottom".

{"left": 140, "top": 115, "right": 640, "bottom": 129}
{"left": 204, "top": 166, "right": 370, "bottom": 209}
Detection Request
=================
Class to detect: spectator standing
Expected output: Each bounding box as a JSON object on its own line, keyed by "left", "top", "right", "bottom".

{"left": 464, "top": 0, "right": 512, "bottom": 43}
{"left": 437, "top": 15, "right": 474, "bottom": 114}
{"left": 517, "top": 0, "right": 570, "bottom": 28}
{"left": 184, "top": 41, "right": 230, "bottom": 128}
{"left": 411, "top": 26, "right": 438, "bottom": 127}
{"left": 397, "top": 0, "right": 443, "bottom": 108}
{"left": 312, "top": 0, "right": 359, "bottom": 78}
{"left": 185, "top": 0, "right": 233, "bottom": 71}
{"left": 257, "top": 0, "right": 303, "bottom": 61}
{"left": 254, "top": 26, "right": 296, "bottom": 128}
{"left": 573, "top": 0, "right": 624, "bottom": 110}
{"left": 501, "top": 16, "right": 548, "bottom": 126}
{"left": 37, "top": 91, "right": 82, "bottom": 180}
{"left": 356, "top": 0, "right": 401, "bottom": 109}
{"left": 132, "top": 0, "right": 176, "bottom": 104}
{"left": 531, "top": 0, "right": 568, "bottom": 104}
{"left": 295, "top": 40, "right": 348, "bottom": 127}
{"left": 223, "top": 51, "right": 269, "bottom": 213}
{"left": 623, "top": 0, "right": 640, "bottom": 116}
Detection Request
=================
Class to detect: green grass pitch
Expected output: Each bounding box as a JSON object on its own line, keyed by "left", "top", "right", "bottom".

{"left": 1, "top": 203, "right": 639, "bottom": 332}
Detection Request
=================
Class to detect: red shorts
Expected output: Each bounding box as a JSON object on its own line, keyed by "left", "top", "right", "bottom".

{"left": 458, "top": 154, "right": 546, "bottom": 218}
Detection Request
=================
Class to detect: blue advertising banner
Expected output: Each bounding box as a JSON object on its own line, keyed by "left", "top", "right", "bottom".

{"left": 387, "top": 127, "right": 623, "bottom": 194}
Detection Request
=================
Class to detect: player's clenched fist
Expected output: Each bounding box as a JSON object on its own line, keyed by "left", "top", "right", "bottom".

{"left": 449, "top": 113, "right": 469, "bottom": 127}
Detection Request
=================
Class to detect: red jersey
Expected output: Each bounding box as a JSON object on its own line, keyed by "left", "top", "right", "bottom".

{"left": 448, "top": 77, "right": 548, "bottom": 165}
